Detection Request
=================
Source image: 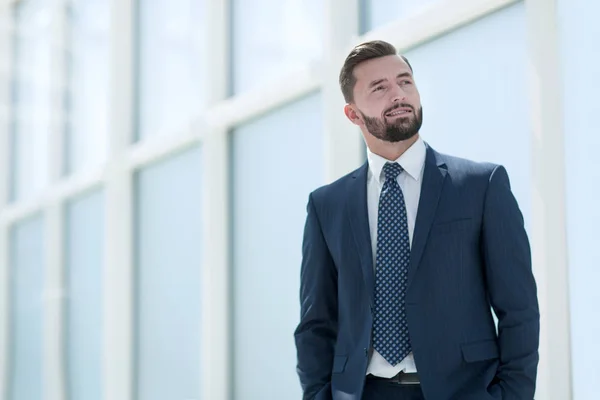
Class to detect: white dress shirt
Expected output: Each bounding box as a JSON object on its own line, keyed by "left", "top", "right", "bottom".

{"left": 365, "top": 136, "right": 427, "bottom": 378}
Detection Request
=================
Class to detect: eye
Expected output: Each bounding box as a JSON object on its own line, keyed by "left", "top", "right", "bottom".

{"left": 400, "top": 80, "right": 412, "bottom": 85}
{"left": 373, "top": 85, "right": 384, "bottom": 92}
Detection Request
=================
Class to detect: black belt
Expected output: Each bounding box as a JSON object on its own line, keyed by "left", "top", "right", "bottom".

{"left": 367, "top": 371, "right": 420, "bottom": 385}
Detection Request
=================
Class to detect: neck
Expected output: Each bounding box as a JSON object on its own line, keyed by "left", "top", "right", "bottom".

{"left": 366, "top": 134, "right": 420, "bottom": 161}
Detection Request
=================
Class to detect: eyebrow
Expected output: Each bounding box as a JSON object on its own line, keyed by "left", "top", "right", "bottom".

{"left": 368, "top": 72, "right": 413, "bottom": 89}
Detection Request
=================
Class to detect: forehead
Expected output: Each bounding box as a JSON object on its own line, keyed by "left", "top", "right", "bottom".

{"left": 353, "top": 55, "right": 412, "bottom": 86}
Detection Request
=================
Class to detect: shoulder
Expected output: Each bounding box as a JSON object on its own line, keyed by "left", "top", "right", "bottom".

{"left": 429, "top": 145, "right": 508, "bottom": 184}
{"left": 307, "top": 163, "right": 367, "bottom": 208}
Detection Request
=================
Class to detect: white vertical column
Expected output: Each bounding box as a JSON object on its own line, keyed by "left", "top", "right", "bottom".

{"left": 525, "top": 0, "right": 572, "bottom": 399}
{"left": 43, "top": 201, "right": 65, "bottom": 400}
{"left": 43, "top": 0, "right": 67, "bottom": 398}
{"left": 322, "top": 0, "right": 363, "bottom": 182}
{"left": 0, "top": 221, "right": 7, "bottom": 400}
{"left": 0, "top": 4, "right": 12, "bottom": 398}
{"left": 0, "top": 0, "right": 10, "bottom": 207}
{"left": 103, "top": 160, "right": 134, "bottom": 400}
{"left": 201, "top": 130, "right": 230, "bottom": 400}
{"left": 201, "top": 0, "right": 230, "bottom": 399}
{"left": 104, "top": 0, "right": 135, "bottom": 399}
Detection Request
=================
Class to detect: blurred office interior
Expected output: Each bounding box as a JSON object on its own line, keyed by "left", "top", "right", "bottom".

{"left": 0, "top": 0, "right": 598, "bottom": 399}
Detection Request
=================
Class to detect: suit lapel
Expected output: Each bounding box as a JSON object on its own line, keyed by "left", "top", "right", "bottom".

{"left": 347, "top": 162, "right": 375, "bottom": 306}
{"left": 408, "top": 145, "right": 447, "bottom": 289}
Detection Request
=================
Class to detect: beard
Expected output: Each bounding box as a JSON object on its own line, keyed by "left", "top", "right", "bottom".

{"left": 360, "top": 104, "right": 423, "bottom": 143}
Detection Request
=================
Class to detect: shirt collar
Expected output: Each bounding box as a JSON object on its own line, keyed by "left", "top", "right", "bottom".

{"left": 367, "top": 136, "right": 426, "bottom": 184}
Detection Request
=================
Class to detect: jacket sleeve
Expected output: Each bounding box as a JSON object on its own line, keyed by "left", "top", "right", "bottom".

{"left": 482, "top": 165, "right": 540, "bottom": 399}
{"left": 294, "top": 193, "right": 338, "bottom": 400}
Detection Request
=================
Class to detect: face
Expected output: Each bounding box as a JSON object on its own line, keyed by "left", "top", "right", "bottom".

{"left": 345, "top": 55, "right": 423, "bottom": 142}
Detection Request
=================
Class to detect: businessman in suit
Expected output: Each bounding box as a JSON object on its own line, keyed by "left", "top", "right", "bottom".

{"left": 294, "top": 40, "right": 540, "bottom": 400}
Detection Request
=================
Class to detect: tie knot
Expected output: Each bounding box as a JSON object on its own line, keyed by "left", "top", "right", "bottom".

{"left": 383, "top": 162, "right": 403, "bottom": 181}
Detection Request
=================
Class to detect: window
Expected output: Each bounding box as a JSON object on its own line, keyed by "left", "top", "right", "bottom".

{"left": 10, "top": 0, "right": 53, "bottom": 201}
{"left": 231, "top": 0, "right": 324, "bottom": 94}
{"left": 65, "top": 190, "right": 104, "bottom": 400}
{"left": 9, "top": 215, "right": 44, "bottom": 400}
{"left": 134, "top": 147, "right": 203, "bottom": 400}
{"left": 230, "top": 92, "right": 324, "bottom": 399}
{"left": 402, "top": 2, "right": 531, "bottom": 226}
{"left": 360, "top": 0, "right": 441, "bottom": 33}
{"left": 559, "top": 0, "right": 600, "bottom": 397}
{"left": 136, "top": 0, "right": 204, "bottom": 140}
{"left": 65, "top": 0, "right": 110, "bottom": 174}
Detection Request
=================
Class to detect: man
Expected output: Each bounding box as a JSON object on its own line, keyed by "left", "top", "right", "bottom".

{"left": 294, "top": 40, "right": 540, "bottom": 400}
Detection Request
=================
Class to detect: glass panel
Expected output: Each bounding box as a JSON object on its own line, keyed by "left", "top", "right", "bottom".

{"left": 231, "top": 0, "right": 324, "bottom": 94}
{"left": 10, "top": 215, "right": 44, "bottom": 400}
{"left": 559, "top": 0, "right": 600, "bottom": 397}
{"left": 402, "top": 2, "right": 531, "bottom": 227}
{"left": 10, "top": 0, "right": 53, "bottom": 201}
{"left": 136, "top": 0, "right": 204, "bottom": 140}
{"left": 360, "top": 0, "right": 441, "bottom": 33}
{"left": 65, "top": 190, "right": 104, "bottom": 400}
{"left": 65, "top": 0, "right": 110, "bottom": 174}
{"left": 135, "top": 146, "right": 203, "bottom": 400}
{"left": 231, "top": 92, "right": 324, "bottom": 399}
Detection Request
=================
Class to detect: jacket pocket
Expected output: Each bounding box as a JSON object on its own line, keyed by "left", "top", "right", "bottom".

{"left": 461, "top": 339, "right": 499, "bottom": 363}
{"left": 332, "top": 355, "right": 348, "bottom": 373}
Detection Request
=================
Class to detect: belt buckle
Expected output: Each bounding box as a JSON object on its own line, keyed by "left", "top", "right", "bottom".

{"left": 392, "top": 372, "right": 420, "bottom": 385}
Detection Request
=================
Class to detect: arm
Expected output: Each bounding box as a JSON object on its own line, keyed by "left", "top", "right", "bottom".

{"left": 294, "top": 193, "right": 338, "bottom": 400}
{"left": 482, "top": 165, "right": 540, "bottom": 399}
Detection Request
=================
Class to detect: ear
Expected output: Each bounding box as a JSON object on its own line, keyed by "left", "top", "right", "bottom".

{"left": 344, "top": 104, "right": 363, "bottom": 126}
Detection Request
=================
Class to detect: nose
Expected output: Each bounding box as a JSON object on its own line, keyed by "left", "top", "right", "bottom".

{"left": 390, "top": 84, "right": 407, "bottom": 102}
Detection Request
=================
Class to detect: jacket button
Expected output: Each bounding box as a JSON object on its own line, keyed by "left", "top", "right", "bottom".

{"left": 364, "top": 348, "right": 368, "bottom": 356}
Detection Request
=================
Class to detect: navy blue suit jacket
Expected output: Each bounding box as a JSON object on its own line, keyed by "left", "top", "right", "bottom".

{"left": 294, "top": 144, "right": 539, "bottom": 400}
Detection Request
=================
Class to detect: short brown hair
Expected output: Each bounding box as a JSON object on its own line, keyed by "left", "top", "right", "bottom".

{"left": 339, "top": 40, "right": 413, "bottom": 103}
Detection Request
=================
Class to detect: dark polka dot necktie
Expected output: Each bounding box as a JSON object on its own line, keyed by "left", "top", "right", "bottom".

{"left": 372, "top": 162, "right": 411, "bottom": 366}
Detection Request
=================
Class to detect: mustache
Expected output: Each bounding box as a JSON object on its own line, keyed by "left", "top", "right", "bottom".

{"left": 384, "top": 103, "right": 414, "bottom": 115}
